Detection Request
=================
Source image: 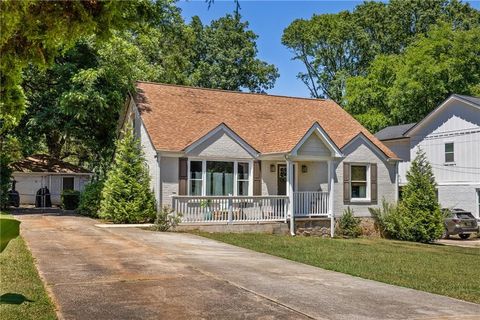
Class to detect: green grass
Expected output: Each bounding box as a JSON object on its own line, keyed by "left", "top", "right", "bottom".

{"left": 0, "top": 214, "right": 57, "bottom": 320}
{"left": 197, "top": 233, "right": 480, "bottom": 304}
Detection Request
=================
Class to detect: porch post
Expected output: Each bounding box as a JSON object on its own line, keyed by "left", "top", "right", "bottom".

{"left": 286, "top": 159, "right": 295, "bottom": 236}
{"left": 328, "top": 159, "right": 335, "bottom": 237}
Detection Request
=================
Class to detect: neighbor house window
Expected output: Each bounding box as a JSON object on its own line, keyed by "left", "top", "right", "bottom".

{"left": 188, "top": 160, "right": 252, "bottom": 196}
{"left": 62, "top": 177, "right": 74, "bottom": 191}
{"left": 237, "top": 162, "right": 250, "bottom": 196}
{"left": 206, "top": 161, "right": 234, "bottom": 196}
{"left": 189, "top": 161, "right": 203, "bottom": 195}
{"left": 351, "top": 165, "right": 369, "bottom": 199}
{"left": 445, "top": 142, "right": 454, "bottom": 163}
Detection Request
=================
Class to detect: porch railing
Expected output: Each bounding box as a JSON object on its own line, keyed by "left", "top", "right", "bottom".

{"left": 293, "top": 191, "right": 329, "bottom": 217}
{"left": 172, "top": 196, "right": 289, "bottom": 223}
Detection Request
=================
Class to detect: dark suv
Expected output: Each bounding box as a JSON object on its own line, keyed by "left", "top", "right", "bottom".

{"left": 443, "top": 209, "right": 479, "bottom": 239}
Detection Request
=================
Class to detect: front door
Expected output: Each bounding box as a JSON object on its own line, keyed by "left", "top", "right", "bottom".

{"left": 277, "top": 164, "right": 287, "bottom": 195}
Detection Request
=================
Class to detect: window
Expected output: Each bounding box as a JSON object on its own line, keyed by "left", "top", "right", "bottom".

{"left": 351, "top": 165, "right": 369, "bottom": 199}
{"left": 445, "top": 142, "right": 454, "bottom": 163}
{"left": 189, "top": 161, "right": 203, "bottom": 195}
{"left": 188, "top": 160, "right": 252, "bottom": 196}
{"left": 62, "top": 177, "right": 74, "bottom": 191}
{"left": 237, "top": 162, "right": 249, "bottom": 195}
{"left": 206, "top": 161, "right": 234, "bottom": 196}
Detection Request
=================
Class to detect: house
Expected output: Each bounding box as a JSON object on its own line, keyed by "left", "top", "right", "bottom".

{"left": 122, "top": 82, "right": 399, "bottom": 235}
{"left": 375, "top": 94, "right": 480, "bottom": 218}
{"left": 11, "top": 154, "right": 92, "bottom": 206}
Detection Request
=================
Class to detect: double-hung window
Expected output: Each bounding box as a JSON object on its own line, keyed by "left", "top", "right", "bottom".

{"left": 445, "top": 142, "right": 454, "bottom": 163}
{"left": 188, "top": 160, "right": 251, "bottom": 196}
{"left": 350, "top": 165, "right": 369, "bottom": 200}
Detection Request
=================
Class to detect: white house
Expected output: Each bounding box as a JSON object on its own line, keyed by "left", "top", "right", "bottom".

{"left": 11, "top": 154, "right": 92, "bottom": 206}
{"left": 376, "top": 94, "right": 480, "bottom": 218}
{"left": 120, "top": 82, "right": 399, "bottom": 235}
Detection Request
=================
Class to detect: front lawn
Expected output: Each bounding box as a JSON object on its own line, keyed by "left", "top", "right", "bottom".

{"left": 198, "top": 233, "right": 480, "bottom": 304}
{"left": 0, "top": 214, "right": 57, "bottom": 320}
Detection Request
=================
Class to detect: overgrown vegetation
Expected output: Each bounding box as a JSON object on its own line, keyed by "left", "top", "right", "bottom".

{"left": 369, "top": 149, "right": 443, "bottom": 243}
{"left": 78, "top": 180, "right": 104, "bottom": 218}
{"left": 197, "top": 232, "right": 480, "bottom": 304}
{"left": 60, "top": 190, "right": 81, "bottom": 210}
{"left": 153, "top": 206, "right": 182, "bottom": 231}
{"left": 336, "top": 207, "right": 362, "bottom": 238}
{"left": 99, "top": 127, "right": 156, "bottom": 224}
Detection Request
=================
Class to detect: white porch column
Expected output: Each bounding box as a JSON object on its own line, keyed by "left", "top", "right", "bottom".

{"left": 286, "top": 159, "right": 295, "bottom": 236}
{"left": 328, "top": 159, "right": 335, "bottom": 237}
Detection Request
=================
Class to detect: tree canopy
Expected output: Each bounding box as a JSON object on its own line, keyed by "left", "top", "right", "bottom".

{"left": 282, "top": 0, "right": 480, "bottom": 103}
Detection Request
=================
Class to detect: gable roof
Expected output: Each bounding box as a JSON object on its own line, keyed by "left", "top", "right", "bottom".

{"left": 375, "top": 123, "right": 416, "bottom": 141}
{"left": 405, "top": 94, "right": 480, "bottom": 136}
{"left": 11, "top": 154, "right": 91, "bottom": 174}
{"left": 134, "top": 82, "right": 397, "bottom": 159}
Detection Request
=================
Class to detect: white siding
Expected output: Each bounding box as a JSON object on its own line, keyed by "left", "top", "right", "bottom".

{"left": 334, "top": 137, "right": 397, "bottom": 217}
{"left": 297, "top": 161, "right": 328, "bottom": 192}
{"left": 186, "top": 131, "right": 254, "bottom": 159}
{"left": 437, "top": 185, "right": 479, "bottom": 218}
{"left": 160, "top": 156, "right": 178, "bottom": 208}
{"left": 297, "top": 134, "right": 331, "bottom": 157}
{"left": 261, "top": 160, "right": 278, "bottom": 195}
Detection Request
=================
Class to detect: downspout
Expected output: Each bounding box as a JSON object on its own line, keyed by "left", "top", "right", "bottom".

{"left": 286, "top": 156, "right": 295, "bottom": 236}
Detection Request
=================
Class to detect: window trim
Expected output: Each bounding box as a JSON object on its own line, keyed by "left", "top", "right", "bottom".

{"left": 350, "top": 163, "right": 371, "bottom": 202}
{"left": 444, "top": 142, "right": 455, "bottom": 164}
{"left": 62, "top": 176, "right": 75, "bottom": 191}
{"left": 187, "top": 158, "right": 254, "bottom": 196}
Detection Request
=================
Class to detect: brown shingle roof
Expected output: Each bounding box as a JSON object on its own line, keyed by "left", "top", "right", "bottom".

{"left": 134, "top": 82, "right": 397, "bottom": 159}
{"left": 11, "top": 154, "right": 91, "bottom": 174}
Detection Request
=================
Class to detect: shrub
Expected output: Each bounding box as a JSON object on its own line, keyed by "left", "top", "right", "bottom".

{"left": 61, "top": 190, "right": 81, "bottom": 210}
{"left": 399, "top": 148, "right": 443, "bottom": 243}
{"left": 99, "top": 126, "right": 156, "bottom": 223}
{"left": 369, "top": 198, "right": 411, "bottom": 240}
{"left": 154, "top": 206, "right": 182, "bottom": 231}
{"left": 78, "top": 180, "right": 104, "bottom": 217}
{"left": 336, "top": 207, "right": 362, "bottom": 238}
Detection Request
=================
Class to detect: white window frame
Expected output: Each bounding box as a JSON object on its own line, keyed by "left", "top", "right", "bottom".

{"left": 444, "top": 142, "right": 454, "bottom": 164}
{"left": 187, "top": 158, "right": 254, "bottom": 196}
{"left": 350, "top": 163, "right": 371, "bottom": 202}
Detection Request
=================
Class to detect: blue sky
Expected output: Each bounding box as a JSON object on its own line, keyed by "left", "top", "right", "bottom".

{"left": 178, "top": 0, "right": 480, "bottom": 98}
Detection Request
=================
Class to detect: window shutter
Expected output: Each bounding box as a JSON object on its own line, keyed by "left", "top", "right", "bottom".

{"left": 253, "top": 160, "right": 262, "bottom": 195}
{"left": 370, "top": 163, "right": 378, "bottom": 203}
{"left": 343, "top": 162, "right": 350, "bottom": 203}
{"left": 178, "top": 158, "right": 188, "bottom": 195}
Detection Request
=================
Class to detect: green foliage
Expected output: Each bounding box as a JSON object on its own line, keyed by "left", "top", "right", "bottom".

{"left": 369, "top": 198, "right": 412, "bottom": 240}
{"left": 336, "top": 207, "right": 362, "bottom": 238}
{"left": 398, "top": 148, "right": 444, "bottom": 243}
{"left": 282, "top": 0, "right": 480, "bottom": 102}
{"left": 0, "top": 215, "right": 20, "bottom": 253}
{"left": 99, "top": 127, "right": 156, "bottom": 223}
{"left": 188, "top": 14, "right": 279, "bottom": 92}
{"left": 61, "top": 189, "right": 81, "bottom": 210}
{"left": 78, "top": 180, "right": 104, "bottom": 218}
{"left": 0, "top": 0, "right": 153, "bottom": 133}
{"left": 154, "top": 206, "right": 182, "bottom": 231}
{"left": 0, "top": 135, "right": 21, "bottom": 209}
{"left": 346, "top": 24, "right": 480, "bottom": 131}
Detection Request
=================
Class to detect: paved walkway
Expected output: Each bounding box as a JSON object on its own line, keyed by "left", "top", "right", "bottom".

{"left": 17, "top": 214, "right": 480, "bottom": 320}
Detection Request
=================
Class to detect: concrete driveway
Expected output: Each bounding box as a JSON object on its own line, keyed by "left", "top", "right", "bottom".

{"left": 17, "top": 214, "right": 480, "bottom": 320}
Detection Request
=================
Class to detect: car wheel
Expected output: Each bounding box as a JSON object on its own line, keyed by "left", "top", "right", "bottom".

{"left": 459, "top": 234, "right": 470, "bottom": 240}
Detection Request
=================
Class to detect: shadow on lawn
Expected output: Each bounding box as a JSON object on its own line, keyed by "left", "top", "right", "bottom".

{"left": 0, "top": 293, "right": 34, "bottom": 305}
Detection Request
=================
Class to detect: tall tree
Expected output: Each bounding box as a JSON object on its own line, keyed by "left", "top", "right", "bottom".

{"left": 188, "top": 14, "right": 279, "bottom": 92}
{"left": 282, "top": 0, "right": 480, "bottom": 101}
{"left": 345, "top": 24, "right": 480, "bottom": 132}
{"left": 0, "top": 0, "right": 154, "bottom": 133}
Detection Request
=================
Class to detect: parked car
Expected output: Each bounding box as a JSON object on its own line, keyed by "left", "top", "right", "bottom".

{"left": 443, "top": 209, "right": 479, "bottom": 239}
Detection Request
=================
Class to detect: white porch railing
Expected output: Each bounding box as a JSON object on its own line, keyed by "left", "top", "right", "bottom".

{"left": 293, "top": 191, "right": 329, "bottom": 217}
{"left": 172, "top": 196, "right": 289, "bottom": 223}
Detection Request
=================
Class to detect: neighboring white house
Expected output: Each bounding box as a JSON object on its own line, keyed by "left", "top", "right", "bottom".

{"left": 11, "top": 154, "right": 92, "bottom": 206}
{"left": 120, "top": 82, "right": 399, "bottom": 235}
{"left": 376, "top": 94, "right": 480, "bottom": 218}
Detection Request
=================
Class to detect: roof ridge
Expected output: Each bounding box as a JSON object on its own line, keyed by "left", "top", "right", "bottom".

{"left": 135, "top": 81, "right": 331, "bottom": 103}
